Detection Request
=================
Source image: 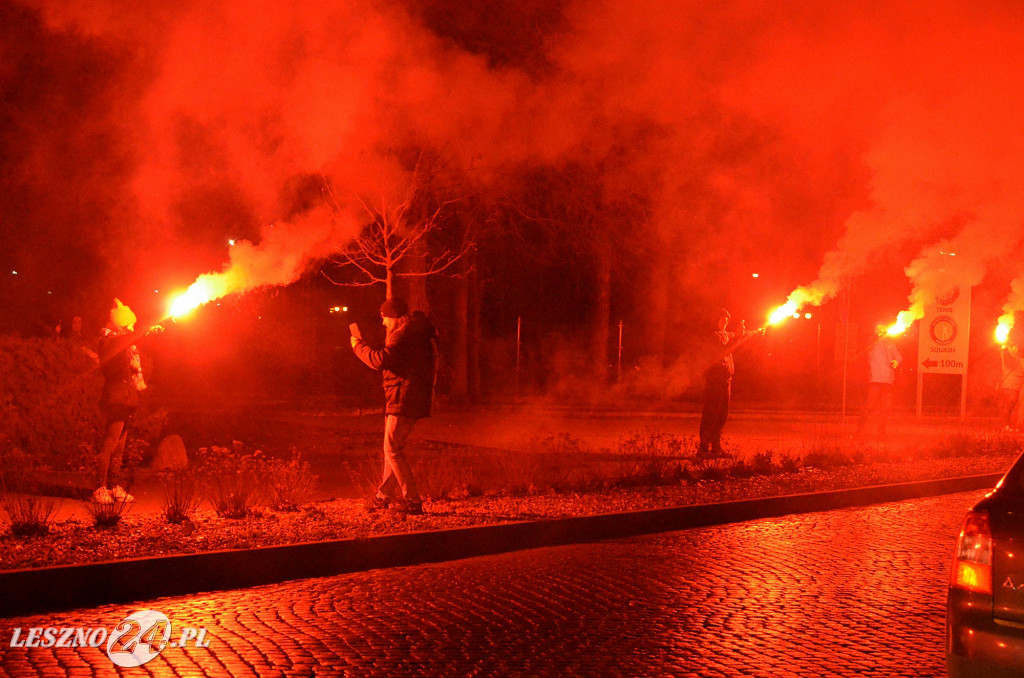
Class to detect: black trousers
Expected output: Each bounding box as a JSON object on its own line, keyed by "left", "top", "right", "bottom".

{"left": 699, "top": 377, "right": 731, "bottom": 453}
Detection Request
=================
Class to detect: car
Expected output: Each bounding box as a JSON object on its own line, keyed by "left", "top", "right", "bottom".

{"left": 947, "top": 457, "right": 1024, "bottom": 677}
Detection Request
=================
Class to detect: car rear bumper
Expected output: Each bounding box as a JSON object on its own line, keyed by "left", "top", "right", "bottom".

{"left": 947, "top": 651, "right": 1024, "bottom": 678}
{"left": 947, "top": 589, "right": 1024, "bottom": 677}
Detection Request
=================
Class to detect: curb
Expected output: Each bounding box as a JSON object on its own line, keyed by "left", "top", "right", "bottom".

{"left": 0, "top": 473, "right": 1001, "bottom": 619}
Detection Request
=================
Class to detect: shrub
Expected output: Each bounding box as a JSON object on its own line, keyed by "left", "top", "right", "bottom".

{"left": 779, "top": 453, "right": 802, "bottom": 473}
{"left": 614, "top": 430, "right": 687, "bottom": 485}
{"left": 528, "top": 433, "right": 602, "bottom": 491}
{"left": 87, "top": 499, "right": 132, "bottom": 528}
{"left": 802, "top": 446, "right": 856, "bottom": 470}
{"left": 195, "top": 442, "right": 266, "bottom": 519}
{"left": 264, "top": 449, "right": 320, "bottom": 511}
{"left": 160, "top": 469, "right": 203, "bottom": 524}
{"left": 930, "top": 431, "right": 1024, "bottom": 459}
{"left": 750, "top": 450, "right": 779, "bottom": 475}
{"left": 490, "top": 451, "right": 541, "bottom": 495}
{"left": 728, "top": 459, "right": 755, "bottom": 479}
{"left": 0, "top": 337, "right": 101, "bottom": 473}
{"left": 0, "top": 448, "right": 61, "bottom": 536}
{"left": 684, "top": 441, "right": 735, "bottom": 478}
{"left": 0, "top": 336, "right": 168, "bottom": 476}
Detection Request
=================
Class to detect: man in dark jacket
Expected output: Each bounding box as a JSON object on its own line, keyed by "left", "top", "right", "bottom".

{"left": 699, "top": 308, "right": 760, "bottom": 456}
{"left": 351, "top": 297, "right": 436, "bottom": 515}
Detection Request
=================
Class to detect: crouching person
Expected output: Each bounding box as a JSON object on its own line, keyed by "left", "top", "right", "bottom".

{"left": 350, "top": 297, "right": 436, "bottom": 515}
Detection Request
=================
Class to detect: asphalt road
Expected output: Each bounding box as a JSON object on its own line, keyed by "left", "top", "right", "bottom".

{"left": 0, "top": 488, "right": 984, "bottom": 677}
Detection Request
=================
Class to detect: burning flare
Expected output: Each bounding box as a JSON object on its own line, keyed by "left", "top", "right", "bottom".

{"left": 886, "top": 309, "right": 918, "bottom": 336}
{"left": 996, "top": 314, "right": 1014, "bottom": 344}
{"left": 767, "top": 301, "right": 799, "bottom": 326}
{"left": 167, "top": 273, "right": 236, "bottom": 319}
{"left": 765, "top": 285, "right": 828, "bottom": 328}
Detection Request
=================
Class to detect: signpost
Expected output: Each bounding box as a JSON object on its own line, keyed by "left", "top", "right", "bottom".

{"left": 916, "top": 281, "right": 971, "bottom": 417}
{"left": 835, "top": 322, "right": 857, "bottom": 417}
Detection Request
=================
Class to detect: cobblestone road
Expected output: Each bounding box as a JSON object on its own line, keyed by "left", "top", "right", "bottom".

{"left": 0, "top": 490, "right": 985, "bottom": 677}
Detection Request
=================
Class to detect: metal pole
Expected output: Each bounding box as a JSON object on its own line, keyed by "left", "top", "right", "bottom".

{"left": 816, "top": 321, "right": 821, "bottom": 396}
{"left": 617, "top": 320, "right": 623, "bottom": 384}
{"left": 842, "top": 322, "right": 850, "bottom": 418}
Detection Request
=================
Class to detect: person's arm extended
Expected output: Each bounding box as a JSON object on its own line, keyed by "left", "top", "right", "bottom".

{"left": 98, "top": 325, "right": 161, "bottom": 365}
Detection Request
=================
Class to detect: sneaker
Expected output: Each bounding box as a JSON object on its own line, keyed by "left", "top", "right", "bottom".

{"left": 110, "top": 486, "right": 134, "bottom": 503}
{"left": 397, "top": 499, "right": 424, "bottom": 515}
{"left": 92, "top": 487, "right": 114, "bottom": 505}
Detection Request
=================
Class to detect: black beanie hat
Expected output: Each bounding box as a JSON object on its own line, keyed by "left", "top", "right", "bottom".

{"left": 380, "top": 297, "right": 409, "bottom": 318}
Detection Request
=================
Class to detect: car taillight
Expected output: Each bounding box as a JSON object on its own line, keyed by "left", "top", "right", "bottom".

{"left": 950, "top": 510, "right": 993, "bottom": 595}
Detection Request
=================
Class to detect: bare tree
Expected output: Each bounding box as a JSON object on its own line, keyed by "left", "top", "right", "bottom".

{"left": 322, "top": 155, "right": 471, "bottom": 299}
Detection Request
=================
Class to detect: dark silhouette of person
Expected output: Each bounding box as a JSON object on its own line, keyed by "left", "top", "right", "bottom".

{"left": 93, "top": 299, "right": 162, "bottom": 504}
{"left": 350, "top": 297, "right": 437, "bottom": 515}
{"left": 699, "top": 308, "right": 760, "bottom": 456}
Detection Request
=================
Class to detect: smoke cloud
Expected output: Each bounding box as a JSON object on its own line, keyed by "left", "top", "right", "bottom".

{"left": 5, "top": 0, "right": 1024, "bottom": 340}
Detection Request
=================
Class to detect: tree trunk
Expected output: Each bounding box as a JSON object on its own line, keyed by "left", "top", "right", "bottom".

{"left": 592, "top": 237, "right": 612, "bottom": 383}
{"left": 449, "top": 271, "right": 470, "bottom": 402}
{"left": 648, "top": 238, "right": 672, "bottom": 367}
{"left": 405, "top": 239, "right": 430, "bottom": 314}
{"left": 468, "top": 265, "right": 482, "bottom": 402}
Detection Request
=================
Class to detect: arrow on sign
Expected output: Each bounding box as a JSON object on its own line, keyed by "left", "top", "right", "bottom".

{"left": 921, "top": 358, "right": 939, "bottom": 369}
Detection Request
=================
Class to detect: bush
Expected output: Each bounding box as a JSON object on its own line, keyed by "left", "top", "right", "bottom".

{"left": 195, "top": 442, "right": 266, "bottom": 518}
{"left": 802, "top": 446, "right": 858, "bottom": 470}
{"left": 614, "top": 430, "right": 687, "bottom": 485}
{"left": 684, "top": 442, "right": 735, "bottom": 480}
{"left": 930, "top": 431, "right": 1024, "bottom": 459}
{"left": 0, "top": 337, "right": 101, "bottom": 473}
{"left": 264, "top": 449, "right": 320, "bottom": 511}
{"left": 0, "top": 336, "right": 167, "bottom": 476}
{"left": 0, "top": 448, "right": 61, "bottom": 536}
{"left": 87, "top": 500, "right": 132, "bottom": 528}
{"left": 750, "top": 450, "right": 779, "bottom": 475}
{"left": 528, "top": 433, "right": 601, "bottom": 491}
{"left": 160, "top": 469, "right": 203, "bottom": 524}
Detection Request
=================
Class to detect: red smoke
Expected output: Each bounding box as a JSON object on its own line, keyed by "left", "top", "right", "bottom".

{"left": 8, "top": 0, "right": 1024, "bottom": 339}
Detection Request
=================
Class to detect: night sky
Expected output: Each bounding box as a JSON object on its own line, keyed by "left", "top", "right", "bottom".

{"left": 3, "top": 0, "right": 1024, "bottom": 393}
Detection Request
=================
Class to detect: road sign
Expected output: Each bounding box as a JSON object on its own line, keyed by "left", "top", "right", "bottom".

{"left": 918, "top": 282, "right": 970, "bottom": 375}
{"left": 916, "top": 278, "right": 971, "bottom": 418}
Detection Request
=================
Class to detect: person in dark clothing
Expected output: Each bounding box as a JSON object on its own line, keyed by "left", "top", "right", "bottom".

{"left": 351, "top": 297, "right": 437, "bottom": 515}
{"left": 66, "top": 314, "right": 99, "bottom": 363}
{"left": 93, "top": 299, "right": 162, "bottom": 504}
{"left": 699, "top": 308, "right": 760, "bottom": 456}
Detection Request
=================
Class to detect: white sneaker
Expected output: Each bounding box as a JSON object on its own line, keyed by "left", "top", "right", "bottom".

{"left": 110, "top": 486, "right": 134, "bottom": 503}
{"left": 92, "top": 487, "right": 114, "bottom": 504}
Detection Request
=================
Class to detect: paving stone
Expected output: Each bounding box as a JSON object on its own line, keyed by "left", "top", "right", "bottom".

{"left": 0, "top": 490, "right": 985, "bottom": 677}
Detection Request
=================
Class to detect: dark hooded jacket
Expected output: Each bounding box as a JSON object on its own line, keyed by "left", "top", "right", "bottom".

{"left": 353, "top": 311, "right": 436, "bottom": 418}
{"left": 98, "top": 324, "right": 148, "bottom": 409}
